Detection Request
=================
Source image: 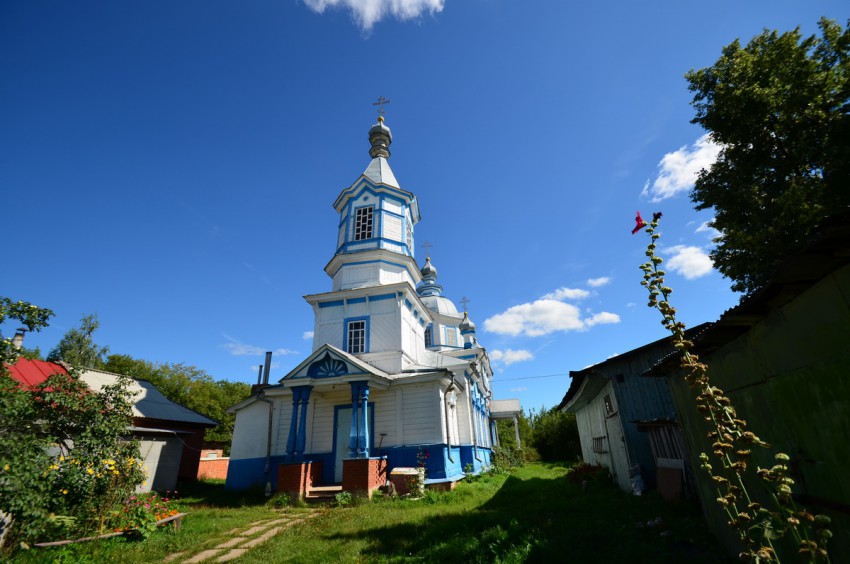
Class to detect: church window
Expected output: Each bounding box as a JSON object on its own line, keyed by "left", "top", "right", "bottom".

{"left": 347, "top": 320, "right": 367, "bottom": 354}
{"left": 406, "top": 219, "right": 413, "bottom": 251}
{"left": 445, "top": 327, "right": 458, "bottom": 347}
{"left": 424, "top": 326, "right": 433, "bottom": 347}
{"left": 354, "top": 206, "right": 374, "bottom": 241}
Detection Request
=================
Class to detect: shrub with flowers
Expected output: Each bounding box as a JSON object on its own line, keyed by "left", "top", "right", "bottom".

{"left": 115, "top": 491, "right": 182, "bottom": 538}
{"left": 1, "top": 297, "right": 146, "bottom": 552}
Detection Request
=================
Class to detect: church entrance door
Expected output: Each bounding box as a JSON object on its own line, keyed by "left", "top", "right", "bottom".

{"left": 333, "top": 407, "right": 351, "bottom": 483}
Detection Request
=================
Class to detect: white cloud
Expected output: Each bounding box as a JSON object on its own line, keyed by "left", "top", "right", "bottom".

{"left": 490, "top": 349, "right": 534, "bottom": 366}
{"left": 303, "top": 0, "right": 444, "bottom": 31}
{"left": 586, "top": 277, "right": 611, "bottom": 288}
{"left": 221, "top": 336, "right": 299, "bottom": 356}
{"left": 542, "top": 287, "right": 590, "bottom": 301}
{"left": 642, "top": 134, "right": 721, "bottom": 202}
{"left": 509, "top": 387, "right": 528, "bottom": 393}
{"left": 585, "top": 312, "right": 621, "bottom": 327}
{"left": 303, "top": 331, "right": 314, "bottom": 340}
{"left": 665, "top": 245, "right": 713, "bottom": 279}
{"left": 483, "top": 299, "right": 620, "bottom": 337}
{"left": 695, "top": 220, "right": 721, "bottom": 239}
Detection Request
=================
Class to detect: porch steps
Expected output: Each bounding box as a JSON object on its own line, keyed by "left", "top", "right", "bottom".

{"left": 305, "top": 485, "right": 342, "bottom": 504}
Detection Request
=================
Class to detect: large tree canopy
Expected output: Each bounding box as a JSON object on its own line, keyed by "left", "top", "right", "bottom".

{"left": 686, "top": 18, "right": 850, "bottom": 296}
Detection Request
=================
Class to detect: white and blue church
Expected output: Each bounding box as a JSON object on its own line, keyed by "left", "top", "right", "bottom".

{"left": 225, "top": 114, "right": 520, "bottom": 492}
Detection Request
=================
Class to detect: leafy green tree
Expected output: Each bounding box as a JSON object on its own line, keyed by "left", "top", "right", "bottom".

{"left": 103, "top": 355, "right": 250, "bottom": 449}
{"left": 528, "top": 407, "right": 581, "bottom": 462}
{"left": 686, "top": 18, "right": 850, "bottom": 296}
{"left": 46, "top": 314, "right": 109, "bottom": 369}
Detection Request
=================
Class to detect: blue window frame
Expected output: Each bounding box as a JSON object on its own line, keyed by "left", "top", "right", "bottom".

{"left": 344, "top": 316, "right": 370, "bottom": 354}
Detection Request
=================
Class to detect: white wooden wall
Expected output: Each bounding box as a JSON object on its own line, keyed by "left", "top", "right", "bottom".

{"left": 232, "top": 401, "right": 284, "bottom": 461}
{"left": 574, "top": 380, "right": 631, "bottom": 490}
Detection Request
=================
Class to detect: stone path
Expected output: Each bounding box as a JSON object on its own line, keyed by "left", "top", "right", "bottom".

{"left": 164, "top": 510, "right": 322, "bottom": 563}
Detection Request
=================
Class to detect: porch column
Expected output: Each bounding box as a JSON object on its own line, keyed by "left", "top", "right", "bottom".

{"left": 294, "top": 386, "right": 312, "bottom": 460}
{"left": 358, "top": 383, "right": 370, "bottom": 458}
{"left": 286, "top": 388, "right": 301, "bottom": 460}
{"left": 348, "top": 383, "right": 360, "bottom": 458}
{"left": 513, "top": 414, "right": 521, "bottom": 447}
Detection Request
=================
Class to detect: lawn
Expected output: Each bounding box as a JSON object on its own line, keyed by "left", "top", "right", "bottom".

{"left": 14, "top": 464, "right": 728, "bottom": 563}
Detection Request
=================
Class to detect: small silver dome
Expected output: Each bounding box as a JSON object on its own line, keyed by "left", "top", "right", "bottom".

{"left": 369, "top": 116, "right": 392, "bottom": 159}
{"left": 421, "top": 295, "right": 459, "bottom": 316}
{"left": 421, "top": 257, "right": 437, "bottom": 278}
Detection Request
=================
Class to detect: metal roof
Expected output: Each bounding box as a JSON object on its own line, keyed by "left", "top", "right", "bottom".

{"left": 80, "top": 369, "right": 217, "bottom": 427}
{"left": 362, "top": 156, "right": 399, "bottom": 188}
{"left": 490, "top": 399, "right": 521, "bottom": 419}
{"left": 5, "top": 358, "right": 67, "bottom": 387}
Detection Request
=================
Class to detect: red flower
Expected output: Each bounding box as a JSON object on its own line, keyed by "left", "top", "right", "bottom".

{"left": 631, "top": 211, "right": 647, "bottom": 234}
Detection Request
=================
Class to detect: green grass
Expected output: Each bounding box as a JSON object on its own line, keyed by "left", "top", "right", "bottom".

{"left": 12, "top": 464, "right": 729, "bottom": 563}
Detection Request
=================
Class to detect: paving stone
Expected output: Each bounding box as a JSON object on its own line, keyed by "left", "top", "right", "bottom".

{"left": 216, "top": 549, "right": 248, "bottom": 562}
{"left": 163, "top": 552, "right": 185, "bottom": 562}
{"left": 215, "top": 536, "right": 248, "bottom": 549}
{"left": 240, "top": 524, "right": 271, "bottom": 536}
{"left": 184, "top": 549, "right": 224, "bottom": 563}
{"left": 241, "top": 527, "right": 282, "bottom": 548}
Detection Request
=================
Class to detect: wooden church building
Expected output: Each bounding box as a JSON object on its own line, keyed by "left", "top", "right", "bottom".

{"left": 225, "top": 113, "right": 518, "bottom": 495}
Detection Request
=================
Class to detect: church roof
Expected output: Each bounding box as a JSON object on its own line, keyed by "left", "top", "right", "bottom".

{"left": 362, "top": 157, "right": 399, "bottom": 188}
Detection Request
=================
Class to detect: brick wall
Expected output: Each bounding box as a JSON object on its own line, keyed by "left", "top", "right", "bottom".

{"left": 342, "top": 458, "right": 387, "bottom": 498}
{"left": 197, "top": 457, "right": 230, "bottom": 480}
{"left": 277, "top": 461, "right": 323, "bottom": 499}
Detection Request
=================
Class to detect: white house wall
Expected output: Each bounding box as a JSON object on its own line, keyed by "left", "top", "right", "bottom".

{"left": 231, "top": 401, "right": 279, "bottom": 460}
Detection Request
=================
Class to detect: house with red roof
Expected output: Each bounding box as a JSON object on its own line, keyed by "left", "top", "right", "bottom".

{"left": 6, "top": 358, "right": 217, "bottom": 491}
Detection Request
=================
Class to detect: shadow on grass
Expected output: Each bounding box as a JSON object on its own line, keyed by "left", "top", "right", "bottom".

{"left": 177, "top": 479, "right": 268, "bottom": 509}
{"left": 325, "top": 471, "right": 730, "bottom": 563}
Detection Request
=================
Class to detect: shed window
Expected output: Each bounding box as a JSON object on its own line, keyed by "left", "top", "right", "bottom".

{"left": 592, "top": 436, "right": 608, "bottom": 454}
{"left": 354, "top": 207, "right": 374, "bottom": 241}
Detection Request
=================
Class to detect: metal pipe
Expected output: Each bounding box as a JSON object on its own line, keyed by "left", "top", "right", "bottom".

{"left": 259, "top": 391, "right": 274, "bottom": 497}
{"left": 443, "top": 377, "right": 456, "bottom": 463}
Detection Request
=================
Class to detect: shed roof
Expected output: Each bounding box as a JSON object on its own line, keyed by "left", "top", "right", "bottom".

{"left": 80, "top": 369, "right": 217, "bottom": 427}
{"left": 558, "top": 323, "right": 710, "bottom": 412}
{"left": 4, "top": 359, "right": 216, "bottom": 427}
{"left": 4, "top": 358, "right": 67, "bottom": 386}
{"left": 645, "top": 209, "right": 850, "bottom": 377}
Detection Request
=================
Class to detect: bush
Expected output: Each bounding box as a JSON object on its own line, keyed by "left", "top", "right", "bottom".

{"left": 491, "top": 445, "right": 525, "bottom": 474}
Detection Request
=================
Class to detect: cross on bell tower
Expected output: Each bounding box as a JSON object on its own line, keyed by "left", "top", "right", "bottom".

{"left": 372, "top": 96, "right": 391, "bottom": 117}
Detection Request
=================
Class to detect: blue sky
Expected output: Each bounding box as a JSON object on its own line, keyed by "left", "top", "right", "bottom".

{"left": 3, "top": 1, "right": 846, "bottom": 413}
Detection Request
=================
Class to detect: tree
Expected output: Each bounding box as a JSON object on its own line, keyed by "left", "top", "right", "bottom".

{"left": 47, "top": 314, "right": 109, "bottom": 369}
{"left": 528, "top": 407, "right": 581, "bottom": 462}
{"left": 103, "top": 354, "right": 251, "bottom": 450}
{"left": 686, "top": 18, "right": 850, "bottom": 296}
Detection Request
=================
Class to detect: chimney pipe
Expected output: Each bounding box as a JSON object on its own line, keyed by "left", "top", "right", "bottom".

{"left": 256, "top": 364, "right": 263, "bottom": 385}
{"left": 263, "top": 351, "right": 272, "bottom": 384}
{"left": 12, "top": 328, "right": 26, "bottom": 350}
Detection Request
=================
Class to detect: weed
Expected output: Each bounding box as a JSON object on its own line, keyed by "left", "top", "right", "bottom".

{"left": 334, "top": 491, "right": 353, "bottom": 507}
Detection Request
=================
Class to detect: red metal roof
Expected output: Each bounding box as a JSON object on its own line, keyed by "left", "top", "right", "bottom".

{"left": 5, "top": 358, "right": 68, "bottom": 387}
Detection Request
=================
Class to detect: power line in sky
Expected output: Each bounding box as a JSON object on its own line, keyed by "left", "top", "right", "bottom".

{"left": 494, "top": 373, "right": 570, "bottom": 382}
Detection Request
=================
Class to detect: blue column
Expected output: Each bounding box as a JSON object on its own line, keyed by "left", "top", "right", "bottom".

{"left": 348, "top": 383, "right": 360, "bottom": 458}
{"left": 295, "top": 386, "right": 312, "bottom": 460}
{"left": 358, "top": 383, "right": 370, "bottom": 458}
{"left": 286, "top": 388, "right": 301, "bottom": 460}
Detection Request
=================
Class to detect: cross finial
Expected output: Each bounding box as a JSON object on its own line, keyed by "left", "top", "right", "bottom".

{"left": 460, "top": 296, "right": 471, "bottom": 311}
{"left": 422, "top": 241, "right": 433, "bottom": 259}
{"left": 372, "top": 96, "right": 391, "bottom": 117}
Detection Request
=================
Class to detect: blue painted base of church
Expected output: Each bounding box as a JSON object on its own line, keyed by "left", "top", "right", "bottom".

{"left": 226, "top": 444, "right": 491, "bottom": 490}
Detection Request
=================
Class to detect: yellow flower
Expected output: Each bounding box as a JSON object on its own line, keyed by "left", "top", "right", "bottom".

{"left": 112, "top": 470, "right": 119, "bottom": 475}
{"left": 61, "top": 489, "right": 68, "bottom": 495}
{"left": 59, "top": 455, "right": 65, "bottom": 461}
{"left": 87, "top": 468, "right": 94, "bottom": 475}
{"left": 3, "top": 464, "right": 10, "bottom": 471}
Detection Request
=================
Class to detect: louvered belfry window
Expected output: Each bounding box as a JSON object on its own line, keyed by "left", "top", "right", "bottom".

{"left": 354, "top": 207, "right": 374, "bottom": 241}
